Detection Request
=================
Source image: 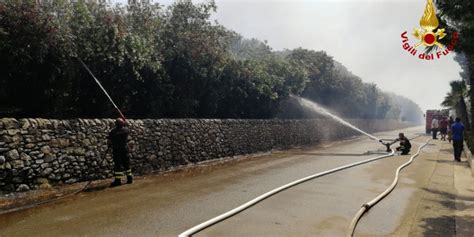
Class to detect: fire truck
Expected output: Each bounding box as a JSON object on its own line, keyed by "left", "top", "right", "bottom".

{"left": 425, "top": 109, "right": 450, "bottom": 133}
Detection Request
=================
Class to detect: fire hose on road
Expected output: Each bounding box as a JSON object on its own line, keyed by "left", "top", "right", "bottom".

{"left": 178, "top": 135, "right": 424, "bottom": 237}
{"left": 178, "top": 149, "right": 397, "bottom": 237}
{"left": 347, "top": 138, "right": 432, "bottom": 237}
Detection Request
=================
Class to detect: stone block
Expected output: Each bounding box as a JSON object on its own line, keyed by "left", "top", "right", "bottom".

{"left": 40, "top": 146, "right": 51, "bottom": 154}
{"left": 5, "top": 149, "right": 19, "bottom": 161}
{"left": 12, "top": 160, "right": 24, "bottom": 169}
{"left": 16, "top": 184, "right": 30, "bottom": 192}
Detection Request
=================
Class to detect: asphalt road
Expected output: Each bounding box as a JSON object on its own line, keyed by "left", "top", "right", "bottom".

{"left": 0, "top": 127, "right": 434, "bottom": 237}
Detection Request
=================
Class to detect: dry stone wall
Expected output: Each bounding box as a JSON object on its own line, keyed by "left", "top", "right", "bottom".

{"left": 0, "top": 118, "right": 414, "bottom": 192}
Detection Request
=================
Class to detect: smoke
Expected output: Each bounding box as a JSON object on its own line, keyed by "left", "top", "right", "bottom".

{"left": 211, "top": 0, "right": 462, "bottom": 111}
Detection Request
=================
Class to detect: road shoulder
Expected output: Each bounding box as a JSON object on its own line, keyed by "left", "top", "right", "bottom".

{"left": 454, "top": 156, "right": 474, "bottom": 236}
{"left": 406, "top": 141, "right": 474, "bottom": 237}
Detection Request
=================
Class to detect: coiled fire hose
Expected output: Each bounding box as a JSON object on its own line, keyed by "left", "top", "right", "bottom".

{"left": 347, "top": 138, "right": 431, "bottom": 237}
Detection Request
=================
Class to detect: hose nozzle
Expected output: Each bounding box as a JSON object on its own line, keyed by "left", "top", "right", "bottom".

{"left": 379, "top": 139, "right": 398, "bottom": 153}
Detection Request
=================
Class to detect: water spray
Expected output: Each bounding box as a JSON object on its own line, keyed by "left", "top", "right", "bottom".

{"left": 77, "top": 58, "right": 126, "bottom": 121}
{"left": 59, "top": 29, "right": 127, "bottom": 121}
{"left": 294, "top": 96, "right": 382, "bottom": 142}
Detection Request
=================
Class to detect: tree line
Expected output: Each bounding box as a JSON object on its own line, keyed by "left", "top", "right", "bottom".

{"left": 0, "top": 0, "right": 423, "bottom": 122}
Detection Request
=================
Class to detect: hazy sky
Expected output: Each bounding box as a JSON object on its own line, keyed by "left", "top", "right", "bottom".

{"left": 116, "top": 0, "right": 462, "bottom": 111}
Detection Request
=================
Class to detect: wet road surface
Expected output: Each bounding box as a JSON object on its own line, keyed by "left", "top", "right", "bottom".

{"left": 0, "top": 127, "right": 435, "bottom": 236}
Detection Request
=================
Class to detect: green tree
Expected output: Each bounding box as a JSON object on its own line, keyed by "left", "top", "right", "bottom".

{"left": 227, "top": 34, "right": 273, "bottom": 61}
{"left": 442, "top": 80, "right": 470, "bottom": 128}
{"left": 0, "top": 0, "right": 422, "bottom": 121}
{"left": 0, "top": 1, "right": 71, "bottom": 117}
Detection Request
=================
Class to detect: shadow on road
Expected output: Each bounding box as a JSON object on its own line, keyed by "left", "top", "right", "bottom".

{"left": 419, "top": 215, "right": 456, "bottom": 237}
{"left": 419, "top": 187, "right": 474, "bottom": 237}
{"left": 425, "top": 159, "right": 467, "bottom": 165}
{"left": 423, "top": 188, "right": 474, "bottom": 205}
{"left": 420, "top": 214, "right": 474, "bottom": 237}
{"left": 83, "top": 185, "right": 108, "bottom": 193}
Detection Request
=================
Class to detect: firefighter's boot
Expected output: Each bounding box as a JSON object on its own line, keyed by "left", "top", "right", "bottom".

{"left": 126, "top": 169, "right": 133, "bottom": 184}
{"left": 111, "top": 171, "right": 123, "bottom": 187}
{"left": 110, "top": 178, "right": 121, "bottom": 187}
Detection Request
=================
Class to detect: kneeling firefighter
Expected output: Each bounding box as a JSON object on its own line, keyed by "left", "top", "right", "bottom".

{"left": 108, "top": 118, "right": 133, "bottom": 187}
{"left": 395, "top": 132, "right": 411, "bottom": 155}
